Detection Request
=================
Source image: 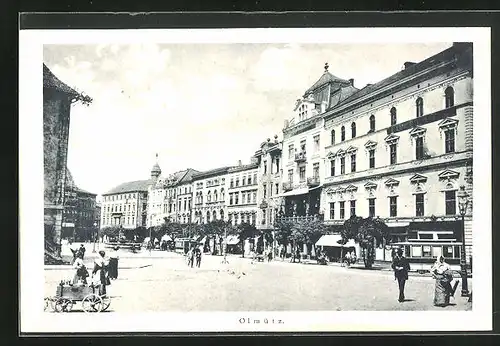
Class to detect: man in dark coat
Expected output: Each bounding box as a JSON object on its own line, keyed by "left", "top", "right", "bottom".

{"left": 78, "top": 244, "right": 86, "bottom": 260}
{"left": 391, "top": 248, "right": 411, "bottom": 302}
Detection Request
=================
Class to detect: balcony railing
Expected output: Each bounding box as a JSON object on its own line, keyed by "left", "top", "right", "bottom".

{"left": 295, "top": 151, "right": 307, "bottom": 162}
{"left": 282, "top": 181, "right": 293, "bottom": 192}
{"left": 307, "top": 176, "right": 320, "bottom": 187}
{"left": 277, "top": 215, "right": 324, "bottom": 223}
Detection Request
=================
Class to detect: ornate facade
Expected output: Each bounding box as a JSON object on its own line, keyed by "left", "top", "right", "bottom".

{"left": 321, "top": 42, "right": 473, "bottom": 265}
{"left": 254, "top": 136, "right": 283, "bottom": 229}
{"left": 227, "top": 162, "right": 259, "bottom": 226}
{"left": 192, "top": 167, "right": 231, "bottom": 224}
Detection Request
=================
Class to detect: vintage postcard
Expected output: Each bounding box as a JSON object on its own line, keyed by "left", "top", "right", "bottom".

{"left": 19, "top": 26, "right": 491, "bottom": 333}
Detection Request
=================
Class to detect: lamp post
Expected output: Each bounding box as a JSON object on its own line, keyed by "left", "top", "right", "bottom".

{"left": 457, "top": 185, "right": 470, "bottom": 297}
{"left": 92, "top": 221, "right": 98, "bottom": 253}
{"left": 221, "top": 226, "right": 229, "bottom": 264}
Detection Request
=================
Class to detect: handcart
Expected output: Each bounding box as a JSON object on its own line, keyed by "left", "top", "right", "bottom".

{"left": 44, "top": 283, "right": 111, "bottom": 313}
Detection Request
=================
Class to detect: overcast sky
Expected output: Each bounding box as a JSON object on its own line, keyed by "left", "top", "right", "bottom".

{"left": 43, "top": 42, "right": 452, "bottom": 197}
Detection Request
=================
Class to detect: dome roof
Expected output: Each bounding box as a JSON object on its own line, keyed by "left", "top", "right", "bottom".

{"left": 151, "top": 162, "right": 161, "bottom": 174}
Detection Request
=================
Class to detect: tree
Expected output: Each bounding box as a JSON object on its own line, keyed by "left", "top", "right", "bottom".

{"left": 236, "top": 222, "right": 259, "bottom": 258}
{"left": 273, "top": 219, "right": 294, "bottom": 247}
{"left": 100, "top": 226, "right": 120, "bottom": 241}
{"left": 341, "top": 215, "right": 390, "bottom": 269}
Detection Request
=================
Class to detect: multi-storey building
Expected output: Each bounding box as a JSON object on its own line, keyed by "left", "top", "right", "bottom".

{"left": 227, "top": 161, "right": 259, "bottom": 226}
{"left": 61, "top": 169, "right": 98, "bottom": 241}
{"left": 254, "top": 136, "right": 283, "bottom": 229}
{"left": 172, "top": 169, "right": 198, "bottom": 224}
{"left": 321, "top": 42, "right": 473, "bottom": 265}
{"left": 281, "top": 63, "right": 358, "bottom": 221}
{"left": 100, "top": 160, "right": 158, "bottom": 229}
{"left": 146, "top": 166, "right": 199, "bottom": 227}
{"left": 192, "top": 167, "right": 231, "bottom": 224}
{"left": 43, "top": 64, "right": 91, "bottom": 261}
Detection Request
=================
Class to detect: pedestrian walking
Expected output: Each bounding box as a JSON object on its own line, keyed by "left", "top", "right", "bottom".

{"left": 431, "top": 255, "right": 458, "bottom": 307}
{"left": 92, "top": 250, "right": 110, "bottom": 296}
{"left": 78, "top": 244, "right": 86, "bottom": 260}
{"left": 195, "top": 247, "right": 202, "bottom": 268}
{"left": 70, "top": 247, "right": 79, "bottom": 264}
{"left": 344, "top": 252, "right": 351, "bottom": 267}
{"left": 187, "top": 248, "right": 193, "bottom": 267}
{"left": 108, "top": 246, "right": 120, "bottom": 280}
{"left": 391, "top": 248, "right": 411, "bottom": 303}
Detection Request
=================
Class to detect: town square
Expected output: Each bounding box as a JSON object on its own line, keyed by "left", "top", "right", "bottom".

{"left": 40, "top": 38, "right": 477, "bottom": 316}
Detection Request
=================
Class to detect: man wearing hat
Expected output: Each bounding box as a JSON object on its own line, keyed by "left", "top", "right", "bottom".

{"left": 391, "top": 247, "right": 411, "bottom": 303}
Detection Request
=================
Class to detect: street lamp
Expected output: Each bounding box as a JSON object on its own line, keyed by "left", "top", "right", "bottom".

{"left": 92, "top": 221, "right": 98, "bottom": 253}
{"left": 457, "top": 185, "right": 470, "bottom": 297}
{"left": 221, "top": 226, "right": 229, "bottom": 264}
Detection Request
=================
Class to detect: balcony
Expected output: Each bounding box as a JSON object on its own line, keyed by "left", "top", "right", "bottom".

{"left": 307, "top": 176, "right": 320, "bottom": 187}
{"left": 277, "top": 215, "right": 324, "bottom": 223}
{"left": 282, "top": 182, "right": 293, "bottom": 192}
{"left": 294, "top": 151, "right": 307, "bottom": 163}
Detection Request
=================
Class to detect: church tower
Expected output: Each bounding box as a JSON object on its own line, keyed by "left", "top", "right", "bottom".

{"left": 150, "top": 153, "right": 162, "bottom": 180}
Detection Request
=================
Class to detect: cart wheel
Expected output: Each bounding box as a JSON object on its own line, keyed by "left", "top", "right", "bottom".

{"left": 54, "top": 298, "right": 66, "bottom": 313}
{"left": 82, "top": 294, "right": 103, "bottom": 313}
{"left": 100, "top": 295, "right": 111, "bottom": 312}
{"left": 62, "top": 298, "right": 74, "bottom": 312}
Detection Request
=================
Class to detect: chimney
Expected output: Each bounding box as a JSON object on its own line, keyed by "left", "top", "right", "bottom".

{"left": 349, "top": 78, "right": 354, "bottom": 86}
{"left": 404, "top": 61, "right": 416, "bottom": 70}
{"left": 238, "top": 160, "right": 242, "bottom": 166}
{"left": 321, "top": 101, "right": 328, "bottom": 113}
{"left": 274, "top": 134, "right": 278, "bottom": 143}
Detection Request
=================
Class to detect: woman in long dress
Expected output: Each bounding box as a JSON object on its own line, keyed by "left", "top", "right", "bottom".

{"left": 431, "top": 255, "right": 456, "bottom": 307}
{"left": 108, "top": 246, "right": 119, "bottom": 280}
{"left": 72, "top": 253, "right": 88, "bottom": 284}
{"left": 92, "top": 250, "right": 110, "bottom": 296}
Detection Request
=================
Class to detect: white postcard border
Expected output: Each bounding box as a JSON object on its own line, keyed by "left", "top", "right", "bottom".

{"left": 19, "top": 27, "right": 492, "bottom": 333}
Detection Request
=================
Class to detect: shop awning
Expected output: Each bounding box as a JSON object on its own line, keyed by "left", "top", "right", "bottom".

{"left": 386, "top": 222, "right": 410, "bottom": 227}
{"left": 281, "top": 187, "right": 309, "bottom": 197}
{"left": 315, "top": 234, "right": 356, "bottom": 248}
{"left": 226, "top": 235, "right": 240, "bottom": 245}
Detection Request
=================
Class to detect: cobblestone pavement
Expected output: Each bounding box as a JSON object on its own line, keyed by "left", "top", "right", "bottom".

{"left": 45, "top": 251, "right": 472, "bottom": 312}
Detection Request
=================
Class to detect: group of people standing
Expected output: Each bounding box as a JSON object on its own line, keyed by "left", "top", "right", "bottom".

{"left": 186, "top": 246, "right": 202, "bottom": 268}
{"left": 70, "top": 245, "right": 120, "bottom": 296}
{"left": 391, "top": 248, "right": 460, "bottom": 307}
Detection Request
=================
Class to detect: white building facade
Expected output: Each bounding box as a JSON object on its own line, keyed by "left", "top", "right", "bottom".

{"left": 321, "top": 43, "right": 473, "bottom": 266}
{"left": 192, "top": 167, "right": 231, "bottom": 224}
{"left": 227, "top": 163, "right": 259, "bottom": 226}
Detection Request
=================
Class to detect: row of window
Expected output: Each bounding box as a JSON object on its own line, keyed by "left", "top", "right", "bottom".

{"left": 228, "top": 212, "right": 257, "bottom": 226}
{"left": 262, "top": 156, "right": 281, "bottom": 175}
{"left": 103, "top": 192, "right": 145, "bottom": 202}
{"left": 230, "top": 174, "right": 257, "bottom": 188}
{"left": 229, "top": 191, "right": 257, "bottom": 205}
{"left": 328, "top": 190, "right": 457, "bottom": 220}
{"left": 104, "top": 204, "right": 137, "bottom": 213}
{"left": 329, "top": 87, "right": 455, "bottom": 145}
{"left": 102, "top": 216, "right": 136, "bottom": 226}
{"left": 326, "top": 129, "right": 456, "bottom": 177}
{"left": 262, "top": 183, "right": 280, "bottom": 198}
{"left": 287, "top": 164, "right": 320, "bottom": 184}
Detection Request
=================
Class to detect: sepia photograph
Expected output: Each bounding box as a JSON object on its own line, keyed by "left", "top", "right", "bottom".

{"left": 19, "top": 26, "right": 492, "bottom": 333}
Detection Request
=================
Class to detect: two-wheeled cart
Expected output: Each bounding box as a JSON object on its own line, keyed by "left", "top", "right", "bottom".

{"left": 44, "top": 283, "right": 111, "bottom": 313}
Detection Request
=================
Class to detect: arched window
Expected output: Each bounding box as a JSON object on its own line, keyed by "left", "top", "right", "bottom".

{"left": 341, "top": 126, "right": 346, "bottom": 142}
{"left": 416, "top": 97, "right": 424, "bottom": 118}
{"left": 369, "top": 115, "right": 375, "bottom": 132}
{"left": 445, "top": 86, "right": 454, "bottom": 108}
{"left": 330, "top": 129, "right": 335, "bottom": 145}
{"left": 220, "top": 209, "right": 224, "bottom": 220}
{"left": 351, "top": 122, "right": 356, "bottom": 138}
{"left": 220, "top": 188, "right": 225, "bottom": 201}
{"left": 213, "top": 210, "right": 217, "bottom": 221}
{"left": 207, "top": 191, "right": 211, "bottom": 202}
{"left": 390, "top": 107, "right": 397, "bottom": 125}
{"left": 214, "top": 190, "right": 218, "bottom": 202}
{"left": 206, "top": 211, "right": 210, "bottom": 222}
